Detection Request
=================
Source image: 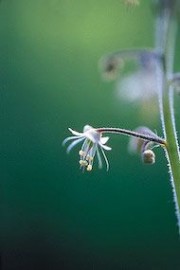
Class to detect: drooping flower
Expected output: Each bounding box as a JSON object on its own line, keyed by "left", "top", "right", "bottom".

{"left": 62, "top": 125, "right": 111, "bottom": 171}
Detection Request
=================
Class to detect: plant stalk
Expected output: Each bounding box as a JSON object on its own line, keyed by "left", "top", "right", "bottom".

{"left": 155, "top": 2, "right": 180, "bottom": 229}
{"left": 97, "top": 127, "right": 165, "bottom": 146}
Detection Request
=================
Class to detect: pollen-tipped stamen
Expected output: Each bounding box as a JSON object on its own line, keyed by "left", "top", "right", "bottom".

{"left": 87, "top": 164, "right": 93, "bottom": 171}
{"left": 79, "top": 160, "right": 88, "bottom": 167}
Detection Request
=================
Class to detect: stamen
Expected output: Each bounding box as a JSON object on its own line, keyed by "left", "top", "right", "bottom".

{"left": 79, "top": 150, "right": 85, "bottom": 157}
{"left": 87, "top": 164, "right": 93, "bottom": 171}
{"left": 79, "top": 160, "right": 88, "bottom": 167}
{"left": 86, "top": 155, "right": 93, "bottom": 161}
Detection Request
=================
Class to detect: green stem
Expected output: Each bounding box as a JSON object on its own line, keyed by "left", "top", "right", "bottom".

{"left": 156, "top": 4, "right": 180, "bottom": 228}
{"left": 163, "top": 24, "right": 180, "bottom": 224}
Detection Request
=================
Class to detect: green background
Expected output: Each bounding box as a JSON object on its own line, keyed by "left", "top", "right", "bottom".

{"left": 1, "top": 0, "right": 180, "bottom": 269}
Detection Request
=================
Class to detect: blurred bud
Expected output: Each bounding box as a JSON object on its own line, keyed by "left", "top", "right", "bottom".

{"left": 99, "top": 55, "right": 124, "bottom": 81}
{"left": 99, "top": 49, "right": 160, "bottom": 82}
{"left": 142, "top": 149, "right": 156, "bottom": 164}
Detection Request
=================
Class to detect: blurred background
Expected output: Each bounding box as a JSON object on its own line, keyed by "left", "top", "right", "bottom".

{"left": 1, "top": 0, "right": 180, "bottom": 269}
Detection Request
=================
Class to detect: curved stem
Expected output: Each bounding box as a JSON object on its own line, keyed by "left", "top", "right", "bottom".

{"left": 97, "top": 127, "right": 166, "bottom": 146}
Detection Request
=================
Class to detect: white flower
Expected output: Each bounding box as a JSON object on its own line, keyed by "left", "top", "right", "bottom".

{"left": 62, "top": 125, "right": 111, "bottom": 171}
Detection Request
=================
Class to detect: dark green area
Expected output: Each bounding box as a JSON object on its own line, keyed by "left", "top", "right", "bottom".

{"left": 1, "top": 0, "right": 180, "bottom": 269}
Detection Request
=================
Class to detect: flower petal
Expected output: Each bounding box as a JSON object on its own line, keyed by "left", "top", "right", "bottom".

{"left": 85, "top": 129, "right": 101, "bottom": 143}
{"left": 100, "top": 136, "right": 109, "bottom": 145}
{"left": 100, "top": 144, "right": 112, "bottom": 151}
{"left": 68, "top": 128, "right": 83, "bottom": 136}
{"left": 62, "top": 135, "right": 82, "bottom": 146}
{"left": 66, "top": 137, "right": 84, "bottom": 153}
{"left": 83, "top": 125, "right": 93, "bottom": 132}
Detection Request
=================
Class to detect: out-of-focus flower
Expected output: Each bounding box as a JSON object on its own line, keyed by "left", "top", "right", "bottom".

{"left": 116, "top": 68, "right": 158, "bottom": 102}
{"left": 62, "top": 125, "right": 111, "bottom": 171}
{"left": 100, "top": 50, "right": 161, "bottom": 113}
{"left": 128, "top": 126, "right": 160, "bottom": 164}
{"left": 99, "top": 55, "right": 124, "bottom": 81}
{"left": 116, "top": 51, "right": 160, "bottom": 103}
{"left": 99, "top": 49, "right": 158, "bottom": 82}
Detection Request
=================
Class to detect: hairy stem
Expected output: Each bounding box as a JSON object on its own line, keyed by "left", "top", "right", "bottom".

{"left": 163, "top": 19, "right": 180, "bottom": 222}
{"left": 97, "top": 127, "right": 166, "bottom": 146}
{"left": 155, "top": 2, "right": 180, "bottom": 229}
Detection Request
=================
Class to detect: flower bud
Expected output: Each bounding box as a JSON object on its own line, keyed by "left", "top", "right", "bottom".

{"left": 99, "top": 56, "right": 124, "bottom": 81}
{"left": 142, "top": 150, "right": 155, "bottom": 164}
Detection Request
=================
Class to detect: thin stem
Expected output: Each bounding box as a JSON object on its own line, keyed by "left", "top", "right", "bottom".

{"left": 96, "top": 127, "right": 166, "bottom": 146}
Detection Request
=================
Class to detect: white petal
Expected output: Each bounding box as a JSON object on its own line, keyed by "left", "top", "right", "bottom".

{"left": 68, "top": 128, "right": 83, "bottom": 136}
{"left": 83, "top": 125, "right": 93, "bottom": 132}
{"left": 101, "top": 144, "right": 112, "bottom": 151}
{"left": 66, "top": 137, "right": 84, "bottom": 153}
{"left": 85, "top": 129, "right": 100, "bottom": 143}
{"left": 62, "top": 135, "right": 81, "bottom": 146}
{"left": 100, "top": 136, "right": 109, "bottom": 145}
